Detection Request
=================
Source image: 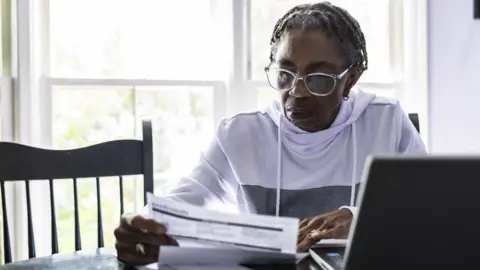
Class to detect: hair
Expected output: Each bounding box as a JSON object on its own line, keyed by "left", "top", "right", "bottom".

{"left": 269, "top": 1, "right": 368, "bottom": 71}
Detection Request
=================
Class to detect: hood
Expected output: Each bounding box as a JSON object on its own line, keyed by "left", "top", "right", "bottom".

{"left": 268, "top": 89, "right": 377, "bottom": 217}
{"left": 266, "top": 89, "right": 377, "bottom": 141}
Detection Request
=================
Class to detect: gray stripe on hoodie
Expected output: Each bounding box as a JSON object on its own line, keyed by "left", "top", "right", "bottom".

{"left": 237, "top": 184, "right": 361, "bottom": 220}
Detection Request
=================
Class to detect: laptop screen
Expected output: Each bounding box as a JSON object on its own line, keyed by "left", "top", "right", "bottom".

{"left": 343, "top": 156, "right": 480, "bottom": 269}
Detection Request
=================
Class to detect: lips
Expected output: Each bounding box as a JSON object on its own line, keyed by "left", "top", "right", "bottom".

{"left": 286, "top": 109, "right": 313, "bottom": 120}
{"left": 285, "top": 98, "right": 314, "bottom": 120}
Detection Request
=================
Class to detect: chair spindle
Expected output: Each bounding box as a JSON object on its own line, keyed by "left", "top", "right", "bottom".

{"left": 48, "top": 179, "right": 58, "bottom": 254}
{"left": 96, "top": 177, "right": 104, "bottom": 248}
{"left": 1, "top": 181, "right": 12, "bottom": 263}
{"left": 119, "top": 176, "right": 124, "bottom": 216}
{"left": 73, "top": 178, "right": 82, "bottom": 251}
{"left": 25, "top": 180, "right": 36, "bottom": 259}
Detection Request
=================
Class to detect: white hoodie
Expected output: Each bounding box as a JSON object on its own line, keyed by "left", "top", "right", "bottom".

{"left": 162, "top": 90, "right": 427, "bottom": 219}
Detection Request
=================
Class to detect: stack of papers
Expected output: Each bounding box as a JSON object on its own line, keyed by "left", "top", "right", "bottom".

{"left": 145, "top": 193, "right": 308, "bottom": 267}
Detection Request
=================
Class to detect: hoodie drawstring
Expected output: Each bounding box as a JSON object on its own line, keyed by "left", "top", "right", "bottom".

{"left": 275, "top": 120, "right": 358, "bottom": 217}
{"left": 349, "top": 122, "right": 357, "bottom": 207}
{"left": 275, "top": 119, "right": 282, "bottom": 217}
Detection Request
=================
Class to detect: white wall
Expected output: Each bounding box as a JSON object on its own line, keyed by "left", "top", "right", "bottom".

{"left": 428, "top": 0, "right": 480, "bottom": 153}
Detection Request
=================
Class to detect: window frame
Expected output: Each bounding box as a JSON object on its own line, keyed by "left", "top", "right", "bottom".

{"left": 4, "top": 0, "right": 428, "bottom": 261}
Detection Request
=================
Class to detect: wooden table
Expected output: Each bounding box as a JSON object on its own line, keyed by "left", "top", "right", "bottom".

{"left": 0, "top": 248, "right": 321, "bottom": 270}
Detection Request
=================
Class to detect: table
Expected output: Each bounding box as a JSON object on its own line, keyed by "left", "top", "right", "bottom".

{"left": 0, "top": 248, "right": 321, "bottom": 270}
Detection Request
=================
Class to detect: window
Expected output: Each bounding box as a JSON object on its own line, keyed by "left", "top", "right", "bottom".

{"left": 49, "top": 0, "right": 230, "bottom": 80}
{"left": 47, "top": 0, "right": 227, "bottom": 253}
{"left": 250, "top": 0, "right": 393, "bottom": 82}
{"left": 50, "top": 84, "right": 217, "bottom": 251}
{"left": 51, "top": 85, "right": 215, "bottom": 251}
{"left": 6, "top": 0, "right": 428, "bottom": 260}
{"left": 0, "top": 0, "right": 13, "bottom": 263}
{"left": 249, "top": 0, "right": 404, "bottom": 111}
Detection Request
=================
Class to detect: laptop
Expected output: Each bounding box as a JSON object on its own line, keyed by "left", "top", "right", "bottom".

{"left": 310, "top": 156, "right": 480, "bottom": 270}
{"left": 309, "top": 246, "right": 345, "bottom": 270}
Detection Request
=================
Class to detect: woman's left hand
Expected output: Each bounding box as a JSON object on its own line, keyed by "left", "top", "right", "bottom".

{"left": 296, "top": 208, "right": 353, "bottom": 252}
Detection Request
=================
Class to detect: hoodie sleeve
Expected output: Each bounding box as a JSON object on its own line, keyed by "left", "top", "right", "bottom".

{"left": 339, "top": 104, "right": 428, "bottom": 221}
{"left": 161, "top": 135, "right": 238, "bottom": 208}
{"left": 396, "top": 106, "right": 428, "bottom": 154}
{"left": 140, "top": 122, "right": 238, "bottom": 215}
{"left": 156, "top": 118, "right": 239, "bottom": 211}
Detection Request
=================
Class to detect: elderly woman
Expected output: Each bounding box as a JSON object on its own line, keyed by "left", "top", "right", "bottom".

{"left": 114, "top": 1, "right": 426, "bottom": 265}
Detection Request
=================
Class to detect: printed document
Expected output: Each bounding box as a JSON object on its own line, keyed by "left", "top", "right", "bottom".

{"left": 147, "top": 193, "right": 300, "bottom": 254}
{"left": 136, "top": 246, "right": 308, "bottom": 269}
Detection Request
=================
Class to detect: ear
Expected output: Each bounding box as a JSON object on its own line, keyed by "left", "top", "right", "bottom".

{"left": 343, "top": 66, "right": 363, "bottom": 97}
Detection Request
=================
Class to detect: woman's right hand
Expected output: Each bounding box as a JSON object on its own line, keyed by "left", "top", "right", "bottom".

{"left": 114, "top": 213, "right": 178, "bottom": 266}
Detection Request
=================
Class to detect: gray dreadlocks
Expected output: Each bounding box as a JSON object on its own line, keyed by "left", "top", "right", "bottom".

{"left": 269, "top": 1, "right": 368, "bottom": 71}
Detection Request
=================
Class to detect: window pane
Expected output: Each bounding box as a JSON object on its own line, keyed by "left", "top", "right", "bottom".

{"left": 52, "top": 86, "right": 137, "bottom": 252}
{"left": 53, "top": 87, "right": 135, "bottom": 148}
{"left": 256, "top": 86, "right": 397, "bottom": 110}
{"left": 1, "top": 0, "right": 12, "bottom": 76}
{"left": 257, "top": 87, "right": 279, "bottom": 110}
{"left": 135, "top": 86, "right": 214, "bottom": 195}
{"left": 250, "top": 0, "right": 392, "bottom": 82}
{"left": 50, "top": 0, "right": 229, "bottom": 80}
{"left": 52, "top": 85, "right": 214, "bottom": 251}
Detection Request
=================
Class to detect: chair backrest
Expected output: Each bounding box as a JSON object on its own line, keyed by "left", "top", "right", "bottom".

{"left": 0, "top": 120, "right": 153, "bottom": 263}
{"left": 408, "top": 113, "right": 420, "bottom": 134}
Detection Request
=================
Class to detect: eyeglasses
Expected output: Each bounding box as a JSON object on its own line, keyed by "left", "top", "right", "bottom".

{"left": 264, "top": 65, "right": 352, "bottom": 96}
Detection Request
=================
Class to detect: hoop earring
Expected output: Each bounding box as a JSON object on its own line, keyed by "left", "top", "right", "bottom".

{"left": 343, "top": 96, "right": 349, "bottom": 101}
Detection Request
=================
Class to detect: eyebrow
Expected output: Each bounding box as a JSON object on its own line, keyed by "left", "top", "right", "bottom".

{"left": 277, "top": 59, "right": 339, "bottom": 72}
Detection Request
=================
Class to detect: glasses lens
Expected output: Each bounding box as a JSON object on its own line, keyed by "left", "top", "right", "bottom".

{"left": 266, "top": 68, "right": 295, "bottom": 91}
{"left": 305, "top": 75, "right": 335, "bottom": 95}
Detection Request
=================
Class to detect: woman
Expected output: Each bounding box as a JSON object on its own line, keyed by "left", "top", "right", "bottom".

{"left": 114, "top": 1, "right": 426, "bottom": 265}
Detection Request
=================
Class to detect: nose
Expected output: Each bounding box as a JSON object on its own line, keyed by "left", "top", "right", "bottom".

{"left": 289, "top": 78, "right": 310, "bottom": 98}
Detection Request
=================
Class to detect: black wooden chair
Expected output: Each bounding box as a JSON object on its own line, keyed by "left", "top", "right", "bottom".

{"left": 408, "top": 113, "right": 420, "bottom": 134}
{"left": 0, "top": 120, "right": 154, "bottom": 263}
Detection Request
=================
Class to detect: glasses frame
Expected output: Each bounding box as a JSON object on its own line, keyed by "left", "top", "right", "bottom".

{"left": 264, "top": 64, "right": 353, "bottom": 96}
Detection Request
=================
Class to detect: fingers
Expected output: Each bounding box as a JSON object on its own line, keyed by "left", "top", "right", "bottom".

{"left": 315, "top": 218, "right": 335, "bottom": 235}
{"left": 297, "top": 232, "right": 320, "bottom": 252}
{"left": 115, "top": 235, "right": 178, "bottom": 266}
{"left": 296, "top": 220, "right": 352, "bottom": 252}
{"left": 299, "top": 217, "right": 311, "bottom": 228}
{"left": 296, "top": 210, "right": 354, "bottom": 252}
{"left": 115, "top": 241, "right": 159, "bottom": 257}
{"left": 117, "top": 253, "right": 157, "bottom": 266}
{"left": 116, "top": 242, "right": 158, "bottom": 266}
{"left": 168, "top": 235, "right": 179, "bottom": 246}
{"left": 296, "top": 226, "right": 335, "bottom": 252}
{"left": 310, "top": 227, "right": 335, "bottom": 240}
{"left": 296, "top": 222, "right": 335, "bottom": 252}
{"left": 310, "top": 219, "right": 350, "bottom": 241}
{"left": 115, "top": 214, "right": 179, "bottom": 266}
{"left": 121, "top": 214, "right": 166, "bottom": 235}
{"left": 114, "top": 226, "right": 171, "bottom": 246}
{"left": 325, "top": 218, "right": 352, "bottom": 239}
{"left": 297, "top": 217, "right": 326, "bottom": 244}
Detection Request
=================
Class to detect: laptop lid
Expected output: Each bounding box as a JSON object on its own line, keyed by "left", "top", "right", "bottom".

{"left": 344, "top": 156, "right": 480, "bottom": 269}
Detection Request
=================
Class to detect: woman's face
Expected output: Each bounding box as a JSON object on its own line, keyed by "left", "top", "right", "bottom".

{"left": 274, "top": 29, "right": 359, "bottom": 132}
